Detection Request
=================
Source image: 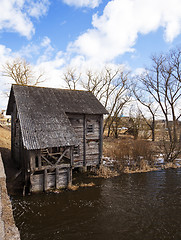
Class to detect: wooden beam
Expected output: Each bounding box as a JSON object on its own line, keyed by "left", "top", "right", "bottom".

{"left": 47, "top": 152, "right": 63, "bottom": 156}
{"left": 70, "top": 146, "right": 74, "bottom": 167}
{"left": 99, "top": 115, "right": 103, "bottom": 165}
{"left": 41, "top": 155, "right": 54, "bottom": 166}
{"left": 55, "top": 148, "right": 69, "bottom": 165}
{"left": 33, "top": 164, "right": 70, "bottom": 172}
{"left": 67, "top": 167, "right": 72, "bottom": 187}
{"left": 44, "top": 168, "right": 48, "bottom": 191}
{"left": 55, "top": 167, "right": 59, "bottom": 189}
{"left": 83, "top": 114, "right": 86, "bottom": 166}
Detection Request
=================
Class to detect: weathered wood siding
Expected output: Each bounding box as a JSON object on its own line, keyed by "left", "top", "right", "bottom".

{"left": 67, "top": 113, "right": 102, "bottom": 167}
{"left": 67, "top": 114, "right": 84, "bottom": 167}
{"left": 85, "top": 115, "right": 100, "bottom": 166}
{"left": 11, "top": 103, "right": 24, "bottom": 168}
{"left": 30, "top": 167, "right": 70, "bottom": 192}
{"left": 11, "top": 108, "right": 103, "bottom": 192}
{"left": 30, "top": 173, "right": 44, "bottom": 192}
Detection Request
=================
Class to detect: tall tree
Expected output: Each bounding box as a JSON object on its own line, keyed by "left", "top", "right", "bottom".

{"left": 2, "top": 58, "right": 44, "bottom": 86}
{"left": 63, "top": 67, "right": 81, "bottom": 90}
{"left": 137, "top": 48, "right": 181, "bottom": 161}
{"left": 132, "top": 80, "right": 158, "bottom": 141}
{"left": 63, "top": 65, "right": 131, "bottom": 136}
{"left": 139, "top": 51, "right": 181, "bottom": 143}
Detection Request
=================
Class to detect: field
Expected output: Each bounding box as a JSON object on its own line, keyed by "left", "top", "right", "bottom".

{"left": 0, "top": 125, "right": 11, "bottom": 165}
{"left": 0, "top": 125, "right": 11, "bottom": 149}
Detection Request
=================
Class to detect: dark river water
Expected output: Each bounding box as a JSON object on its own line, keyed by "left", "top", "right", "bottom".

{"left": 12, "top": 169, "right": 181, "bottom": 240}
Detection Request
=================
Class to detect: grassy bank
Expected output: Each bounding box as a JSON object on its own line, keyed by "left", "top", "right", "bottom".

{"left": 102, "top": 136, "right": 181, "bottom": 176}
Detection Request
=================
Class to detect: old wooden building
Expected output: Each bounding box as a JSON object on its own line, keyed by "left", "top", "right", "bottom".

{"left": 6, "top": 85, "right": 108, "bottom": 192}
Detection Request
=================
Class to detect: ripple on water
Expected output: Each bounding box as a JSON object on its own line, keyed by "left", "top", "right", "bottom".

{"left": 12, "top": 168, "right": 181, "bottom": 240}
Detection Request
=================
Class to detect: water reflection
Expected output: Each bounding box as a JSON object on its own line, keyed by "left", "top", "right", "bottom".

{"left": 12, "top": 169, "right": 181, "bottom": 240}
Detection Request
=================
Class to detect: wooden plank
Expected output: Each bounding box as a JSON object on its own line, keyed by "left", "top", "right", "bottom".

{"left": 99, "top": 115, "right": 103, "bottom": 164}
{"left": 83, "top": 114, "right": 86, "bottom": 166}
{"left": 67, "top": 168, "right": 72, "bottom": 187}
{"left": 55, "top": 167, "right": 59, "bottom": 189}
{"left": 41, "top": 155, "right": 54, "bottom": 166}
{"left": 70, "top": 146, "right": 74, "bottom": 166}
{"left": 35, "top": 164, "right": 70, "bottom": 171}
{"left": 57, "top": 168, "right": 68, "bottom": 188}
{"left": 55, "top": 148, "right": 69, "bottom": 165}
{"left": 74, "top": 161, "right": 84, "bottom": 167}
{"left": 30, "top": 174, "right": 43, "bottom": 192}
{"left": 44, "top": 168, "right": 48, "bottom": 191}
{"left": 47, "top": 172, "right": 55, "bottom": 189}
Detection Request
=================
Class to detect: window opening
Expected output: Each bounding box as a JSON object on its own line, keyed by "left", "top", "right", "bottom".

{"left": 73, "top": 146, "right": 80, "bottom": 155}
{"left": 87, "top": 124, "right": 94, "bottom": 133}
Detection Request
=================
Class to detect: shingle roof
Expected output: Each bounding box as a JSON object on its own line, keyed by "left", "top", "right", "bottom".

{"left": 7, "top": 85, "right": 108, "bottom": 150}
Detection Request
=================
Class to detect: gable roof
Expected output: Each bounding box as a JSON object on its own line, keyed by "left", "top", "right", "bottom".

{"left": 7, "top": 85, "right": 108, "bottom": 150}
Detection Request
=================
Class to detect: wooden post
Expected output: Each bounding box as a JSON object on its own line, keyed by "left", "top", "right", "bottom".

{"left": 11, "top": 112, "right": 14, "bottom": 160}
{"left": 11, "top": 103, "right": 16, "bottom": 161}
{"left": 38, "top": 150, "right": 41, "bottom": 168}
{"left": 44, "top": 168, "right": 48, "bottom": 191}
{"left": 83, "top": 114, "right": 86, "bottom": 167}
{"left": 68, "top": 167, "right": 72, "bottom": 187}
{"left": 70, "top": 146, "right": 74, "bottom": 167}
{"left": 99, "top": 115, "right": 103, "bottom": 165}
{"left": 55, "top": 167, "right": 59, "bottom": 189}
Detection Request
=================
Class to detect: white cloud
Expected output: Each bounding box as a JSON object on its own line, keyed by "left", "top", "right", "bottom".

{"left": 0, "top": 0, "right": 50, "bottom": 39}
{"left": 26, "top": 0, "right": 50, "bottom": 19}
{"left": 0, "top": 44, "right": 14, "bottom": 110}
{"left": 0, "top": 44, "right": 12, "bottom": 63}
{"left": 0, "top": 37, "right": 57, "bottom": 109}
{"left": 132, "top": 68, "right": 146, "bottom": 77}
{"left": 62, "top": 0, "right": 101, "bottom": 9}
{"left": 16, "top": 36, "right": 54, "bottom": 61}
{"left": 69, "top": 0, "right": 181, "bottom": 62}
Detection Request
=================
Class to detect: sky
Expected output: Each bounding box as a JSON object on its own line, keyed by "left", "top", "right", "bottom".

{"left": 1, "top": 0, "right": 181, "bottom": 110}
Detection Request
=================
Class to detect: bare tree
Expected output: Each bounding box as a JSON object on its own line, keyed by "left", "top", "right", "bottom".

{"left": 63, "top": 66, "right": 131, "bottom": 136}
{"left": 83, "top": 67, "right": 131, "bottom": 136}
{"left": 132, "top": 81, "right": 158, "bottom": 141}
{"left": 63, "top": 67, "right": 81, "bottom": 90}
{"left": 2, "top": 58, "right": 44, "bottom": 86}
{"left": 138, "top": 51, "right": 181, "bottom": 143}
{"left": 137, "top": 48, "right": 181, "bottom": 161}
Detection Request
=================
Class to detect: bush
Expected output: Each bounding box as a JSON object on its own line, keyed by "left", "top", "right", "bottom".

{"left": 103, "top": 138, "right": 155, "bottom": 171}
{"left": 132, "top": 140, "right": 155, "bottom": 167}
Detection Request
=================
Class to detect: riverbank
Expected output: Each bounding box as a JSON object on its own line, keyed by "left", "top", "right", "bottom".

{"left": 102, "top": 137, "right": 181, "bottom": 176}
{"left": 99, "top": 156, "right": 181, "bottom": 177}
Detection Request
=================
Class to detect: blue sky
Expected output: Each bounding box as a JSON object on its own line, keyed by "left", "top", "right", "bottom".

{"left": 1, "top": 0, "right": 181, "bottom": 109}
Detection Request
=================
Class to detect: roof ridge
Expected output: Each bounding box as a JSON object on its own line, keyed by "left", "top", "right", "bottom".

{"left": 12, "top": 84, "right": 91, "bottom": 93}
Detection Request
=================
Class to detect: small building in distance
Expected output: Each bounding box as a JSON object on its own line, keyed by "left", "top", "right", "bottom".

{"left": 6, "top": 85, "right": 108, "bottom": 192}
{"left": 0, "top": 110, "right": 11, "bottom": 126}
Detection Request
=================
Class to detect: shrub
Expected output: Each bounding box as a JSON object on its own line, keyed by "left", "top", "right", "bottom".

{"left": 103, "top": 138, "right": 155, "bottom": 171}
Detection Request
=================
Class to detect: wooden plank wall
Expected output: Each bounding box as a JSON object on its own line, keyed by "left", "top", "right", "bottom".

{"left": 86, "top": 115, "right": 100, "bottom": 166}
{"left": 67, "top": 114, "right": 84, "bottom": 167}
{"left": 30, "top": 167, "right": 70, "bottom": 192}
{"left": 67, "top": 113, "right": 101, "bottom": 167}
{"left": 12, "top": 104, "right": 23, "bottom": 168}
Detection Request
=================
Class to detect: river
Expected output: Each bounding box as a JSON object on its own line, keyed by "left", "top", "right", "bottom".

{"left": 12, "top": 168, "right": 181, "bottom": 240}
